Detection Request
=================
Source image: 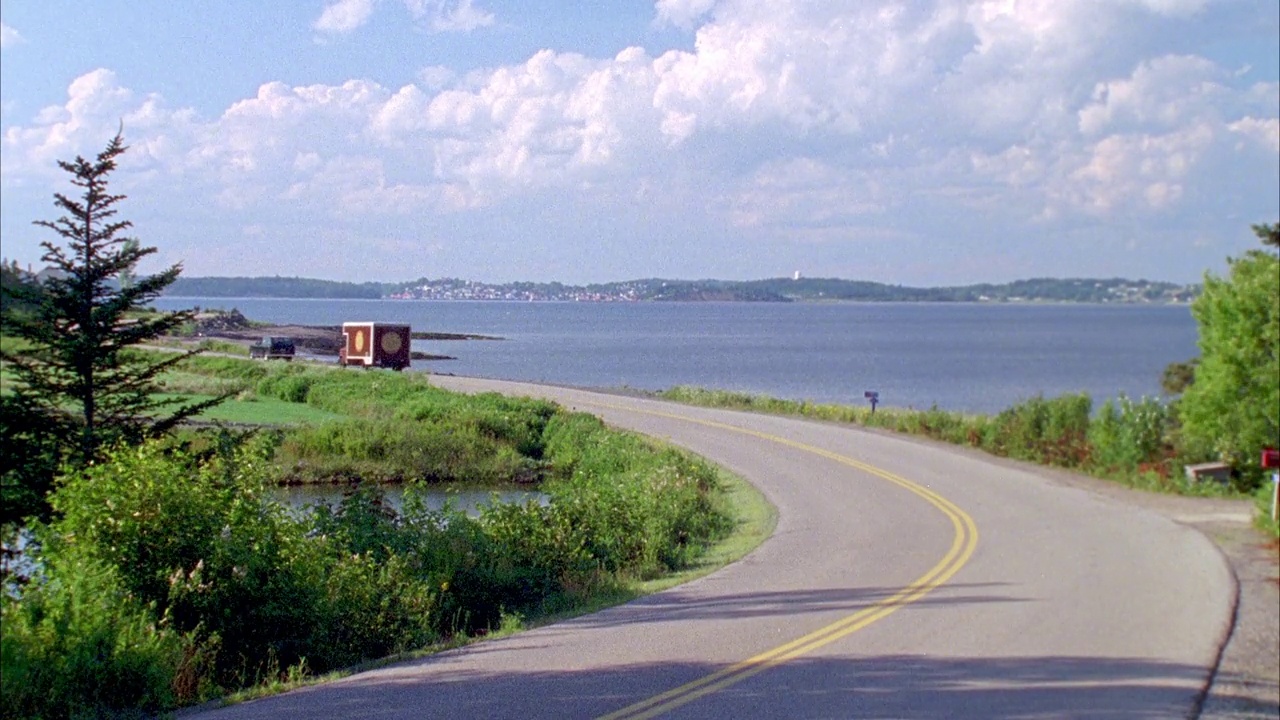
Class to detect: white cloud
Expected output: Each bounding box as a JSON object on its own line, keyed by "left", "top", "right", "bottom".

{"left": 1078, "top": 55, "right": 1229, "bottom": 136}
{"left": 1064, "top": 123, "right": 1215, "bottom": 213}
{"left": 314, "top": 0, "right": 494, "bottom": 36}
{"left": 1229, "top": 117, "right": 1280, "bottom": 153}
{"left": 725, "top": 158, "right": 887, "bottom": 237}
{"left": 0, "top": 21, "right": 23, "bottom": 48}
{"left": 3, "top": 0, "right": 1276, "bottom": 281}
{"left": 313, "top": 0, "right": 377, "bottom": 35}
{"left": 409, "top": 0, "right": 494, "bottom": 32}
{"left": 1123, "top": 0, "right": 1213, "bottom": 16}
{"left": 3, "top": 69, "right": 143, "bottom": 172}
{"left": 417, "top": 65, "right": 456, "bottom": 90}
{"left": 654, "top": 0, "right": 717, "bottom": 30}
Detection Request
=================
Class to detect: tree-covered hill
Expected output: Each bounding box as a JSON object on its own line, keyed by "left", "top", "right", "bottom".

{"left": 389, "top": 276, "right": 1197, "bottom": 303}
{"left": 153, "top": 274, "right": 1197, "bottom": 303}
{"left": 165, "top": 276, "right": 385, "bottom": 298}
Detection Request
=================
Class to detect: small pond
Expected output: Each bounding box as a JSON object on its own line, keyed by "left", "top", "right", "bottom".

{"left": 274, "top": 484, "right": 549, "bottom": 517}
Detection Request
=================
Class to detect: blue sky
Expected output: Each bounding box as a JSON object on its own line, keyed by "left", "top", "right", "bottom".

{"left": 1, "top": 0, "right": 1277, "bottom": 285}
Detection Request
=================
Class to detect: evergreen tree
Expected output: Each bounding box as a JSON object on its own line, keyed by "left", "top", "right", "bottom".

{"left": 0, "top": 133, "right": 223, "bottom": 525}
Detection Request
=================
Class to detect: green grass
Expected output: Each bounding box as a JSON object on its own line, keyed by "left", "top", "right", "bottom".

{"left": 1255, "top": 483, "right": 1280, "bottom": 538}
{"left": 151, "top": 337, "right": 250, "bottom": 356}
{"left": 152, "top": 393, "right": 344, "bottom": 425}
{"left": 631, "top": 465, "right": 777, "bottom": 594}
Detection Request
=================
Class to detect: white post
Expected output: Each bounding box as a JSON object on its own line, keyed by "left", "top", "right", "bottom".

{"left": 1272, "top": 473, "right": 1279, "bottom": 523}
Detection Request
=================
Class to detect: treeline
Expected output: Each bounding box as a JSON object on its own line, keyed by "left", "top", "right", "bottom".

{"left": 390, "top": 276, "right": 1198, "bottom": 303}
{"left": 712, "top": 276, "right": 1197, "bottom": 303}
{"left": 0, "top": 260, "right": 40, "bottom": 314}
{"left": 153, "top": 274, "right": 1198, "bottom": 303}
{"left": 166, "top": 276, "right": 385, "bottom": 299}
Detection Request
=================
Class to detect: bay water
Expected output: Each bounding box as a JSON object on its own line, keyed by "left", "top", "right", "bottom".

{"left": 154, "top": 298, "right": 1198, "bottom": 415}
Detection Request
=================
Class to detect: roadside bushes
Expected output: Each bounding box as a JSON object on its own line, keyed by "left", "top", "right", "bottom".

{"left": 542, "top": 412, "right": 730, "bottom": 576}
{"left": 1088, "top": 395, "right": 1172, "bottom": 472}
{"left": 4, "top": 379, "right": 734, "bottom": 717}
{"left": 9, "top": 442, "right": 443, "bottom": 705}
{"left": 269, "top": 371, "right": 559, "bottom": 484}
{"left": 988, "top": 393, "right": 1092, "bottom": 467}
{"left": 0, "top": 549, "right": 198, "bottom": 720}
{"left": 661, "top": 386, "right": 1198, "bottom": 489}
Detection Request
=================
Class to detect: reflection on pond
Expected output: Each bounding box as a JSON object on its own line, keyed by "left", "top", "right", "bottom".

{"left": 273, "top": 484, "right": 548, "bottom": 517}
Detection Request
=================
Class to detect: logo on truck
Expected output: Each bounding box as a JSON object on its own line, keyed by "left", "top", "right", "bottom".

{"left": 381, "top": 331, "right": 402, "bottom": 354}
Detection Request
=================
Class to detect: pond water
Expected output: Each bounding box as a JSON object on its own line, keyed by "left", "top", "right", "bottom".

{"left": 274, "top": 484, "right": 548, "bottom": 517}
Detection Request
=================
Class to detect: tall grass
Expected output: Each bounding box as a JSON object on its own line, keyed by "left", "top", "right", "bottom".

{"left": 0, "top": 548, "right": 204, "bottom": 720}
{"left": 660, "top": 386, "right": 1217, "bottom": 494}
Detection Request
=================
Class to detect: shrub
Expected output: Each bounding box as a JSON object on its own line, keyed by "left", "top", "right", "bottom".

{"left": 256, "top": 366, "right": 326, "bottom": 404}
{"left": 990, "top": 393, "right": 1092, "bottom": 467}
{"left": 307, "top": 551, "right": 439, "bottom": 670}
{"left": 0, "top": 547, "right": 202, "bottom": 719}
{"left": 541, "top": 412, "right": 730, "bottom": 577}
{"left": 1088, "top": 395, "right": 1173, "bottom": 471}
{"left": 48, "top": 443, "right": 328, "bottom": 685}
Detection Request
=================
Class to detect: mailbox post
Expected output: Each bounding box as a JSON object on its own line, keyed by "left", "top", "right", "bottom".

{"left": 864, "top": 390, "right": 879, "bottom": 414}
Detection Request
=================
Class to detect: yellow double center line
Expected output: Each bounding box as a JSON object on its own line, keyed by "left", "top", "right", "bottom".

{"left": 587, "top": 403, "right": 980, "bottom": 720}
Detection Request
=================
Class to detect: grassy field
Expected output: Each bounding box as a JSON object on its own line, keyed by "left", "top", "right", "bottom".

{"left": 151, "top": 392, "right": 344, "bottom": 425}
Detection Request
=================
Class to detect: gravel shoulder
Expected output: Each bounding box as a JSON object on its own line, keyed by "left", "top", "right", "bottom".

{"left": 1197, "top": 522, "right": 1280, "bottom": 719}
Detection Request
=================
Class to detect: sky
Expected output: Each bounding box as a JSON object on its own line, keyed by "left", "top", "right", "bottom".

{"left": 1, "top": 1, "right": 1277, "bottom": 286}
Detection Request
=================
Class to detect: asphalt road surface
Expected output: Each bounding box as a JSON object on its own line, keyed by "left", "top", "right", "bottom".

{"left": 191, "top": 378, "right": 1234, "bottom": 719}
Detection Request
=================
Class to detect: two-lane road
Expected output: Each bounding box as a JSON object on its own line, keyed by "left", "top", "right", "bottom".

{"left": 194, "top": 378, "right": 1233, "bottom": 719}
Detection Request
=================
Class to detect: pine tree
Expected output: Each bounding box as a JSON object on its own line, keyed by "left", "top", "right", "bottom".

{"left": 1, "top": 132, "right": 224, "bottom": 524}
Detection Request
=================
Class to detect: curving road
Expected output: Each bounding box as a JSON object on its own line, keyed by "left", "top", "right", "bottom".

{"left": 194, "top": 377, "right": 1234, "bottom": 719}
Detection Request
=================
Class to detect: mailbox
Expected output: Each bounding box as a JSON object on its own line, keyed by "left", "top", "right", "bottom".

{"left": 1263, "top": 448, "right": 1280, "bottom": 469}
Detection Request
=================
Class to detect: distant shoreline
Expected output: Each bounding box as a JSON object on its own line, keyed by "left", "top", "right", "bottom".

{"left": 161, "top": 295, "right": 1194, "bottom": 306}
{"left": 179, "top": 311, "right": 501, "bottom": 361}
{"left": 163, "top": 275, "right": 1200, "bottom": 305}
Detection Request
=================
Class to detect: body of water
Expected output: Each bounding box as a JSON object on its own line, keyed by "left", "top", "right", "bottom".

{"left": 154, "top": 298, "right": 1199, "bottom": 415}
{"left": 275, "top": 485, "right": 546, "bottom": 517}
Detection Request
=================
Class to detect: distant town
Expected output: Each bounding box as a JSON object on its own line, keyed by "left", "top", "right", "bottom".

{"left": 161, "top": 274, "right": 1199, "bottom": 304}
{"left": 1, "top": 261, "right": 1200, "bottom": 304}
{"left": 381, "top": 276, "right": 1198, "bottom": 304}
{"left": 386, "top": 278, "right": 648, "bottom": 302}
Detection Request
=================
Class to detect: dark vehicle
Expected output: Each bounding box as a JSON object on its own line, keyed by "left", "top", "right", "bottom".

{"left": 249, "top": 336, "right": 295, "bottom": 361}
{"left": 339, "top": 322, "right": 410, "bottom": 370}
